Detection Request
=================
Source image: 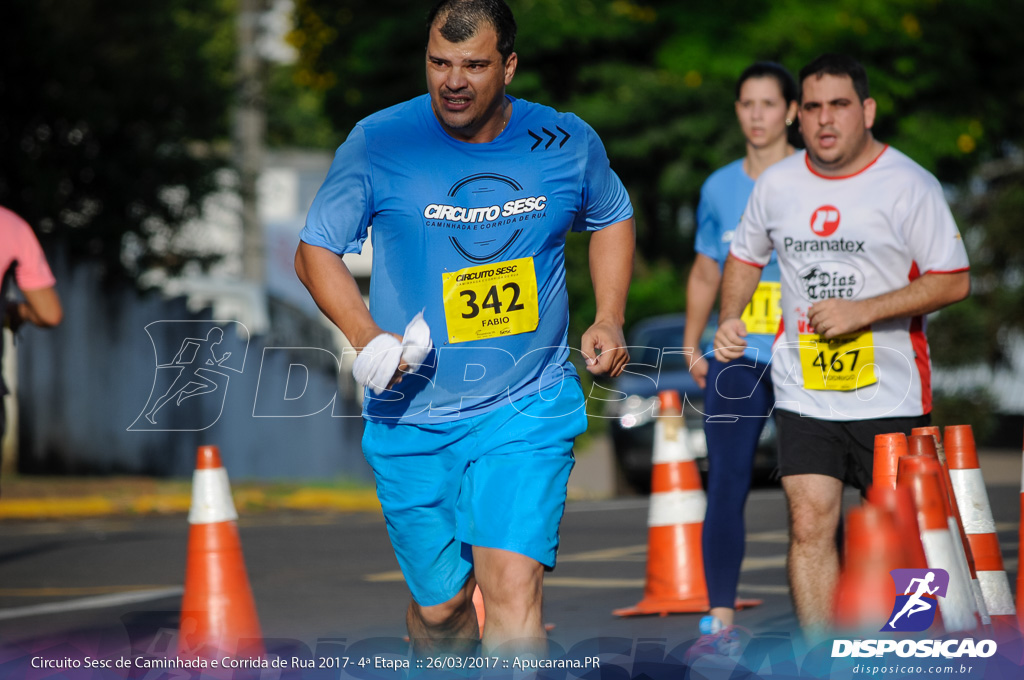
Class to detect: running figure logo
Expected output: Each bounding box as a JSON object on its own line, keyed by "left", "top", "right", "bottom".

{"left": 129, "top": 321, "right": 249, "bottom": 431}
{"left": 881, "top": 568, "right": 949, "bottom": 632}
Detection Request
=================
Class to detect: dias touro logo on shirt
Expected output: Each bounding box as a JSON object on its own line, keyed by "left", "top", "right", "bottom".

{"left": 798, "top": 261, "right": 866, "bottom": 301}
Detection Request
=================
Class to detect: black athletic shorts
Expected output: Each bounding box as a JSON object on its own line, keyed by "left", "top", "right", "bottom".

{"left": 774, "top": 408, "right": 930, "bottom": 492}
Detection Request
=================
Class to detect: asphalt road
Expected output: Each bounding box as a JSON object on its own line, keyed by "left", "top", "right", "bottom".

{"left": 0, "top": 473, "right": 1020, "bottom": 678}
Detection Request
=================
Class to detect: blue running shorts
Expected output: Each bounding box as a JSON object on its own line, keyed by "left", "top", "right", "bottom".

{"left": 362, "top": 378, "right": 587, "bottom": 606}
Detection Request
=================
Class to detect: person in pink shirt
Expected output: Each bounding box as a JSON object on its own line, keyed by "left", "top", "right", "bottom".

{"left": 2, "top": 205, "right": 63, "bottom": 492}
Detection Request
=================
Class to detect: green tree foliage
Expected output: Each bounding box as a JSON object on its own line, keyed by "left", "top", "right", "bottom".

{"left": 736, "top": 0, "right": 1023, "bottom": 181}
{"left": 930, "top": 162, "right": 1024, "bottom": 367}
{"left": 266, "top": 64, "right": 340, "bottom": 150}
{"left": 0, "top": 0, "right": 236, "bottom": 278}
{"left": 290, "top": 0, "right": 1024, "bottom": 358}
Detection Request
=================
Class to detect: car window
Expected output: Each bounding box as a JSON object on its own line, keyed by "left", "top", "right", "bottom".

{"left": 630, "top": 318, "right": 716, "bottom": 370}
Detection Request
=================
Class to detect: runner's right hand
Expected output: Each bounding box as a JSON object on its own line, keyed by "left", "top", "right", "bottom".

{"left": 713, "top": 318, "right": 748, "bottom": 363}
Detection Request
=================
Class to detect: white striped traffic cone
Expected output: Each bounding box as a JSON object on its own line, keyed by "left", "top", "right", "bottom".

{"left": 913, "top": 426, "right": 994, "bottom": 628}
{"left": 1019, "top": 425, "right": 1024, "bottom": 631}
{"left": 614, "top": 390, "right": 760, "bottom": 616}
{"left": 945, "top": 425, "right": 1016, "bottom": 631}
{"left": 907, "top": 435, "right": 990, "bottom": 627}
{"left": 899, "top": 451, "right": 982, "bottom": 628}
{"left": 903, "top": 468, "right": 978, "bottom": 633}
{"left": 179, "top": 445, "right": 264, "bottom": 658}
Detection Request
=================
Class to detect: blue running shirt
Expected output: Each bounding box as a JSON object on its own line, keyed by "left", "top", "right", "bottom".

{"left": 301, "top": 94, "right": 633, "bottom": 422}
{"left": 694, "top": 159, "right": 781, "bottom": 363}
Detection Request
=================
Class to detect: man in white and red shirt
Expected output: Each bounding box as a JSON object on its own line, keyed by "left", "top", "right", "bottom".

{"left": 714, "top": 54, "right": 970, "bottom": 632}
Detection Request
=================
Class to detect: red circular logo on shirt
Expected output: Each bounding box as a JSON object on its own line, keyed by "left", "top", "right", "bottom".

{"left": 809, "top": 205, "right": 841, "bottom": 237}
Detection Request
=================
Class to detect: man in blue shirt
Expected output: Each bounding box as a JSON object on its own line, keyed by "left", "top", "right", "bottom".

{"left": 295, "top": 0, "right": 635, "bottom": 658}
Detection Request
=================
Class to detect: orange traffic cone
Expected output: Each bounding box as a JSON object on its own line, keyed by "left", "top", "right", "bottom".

{"left": 945, "top": 425, "right": 1016, "bottom": 632}
{"left": 873, "top": 432, "right": 909, "bottom": 490}
{"left": 911, "top": 427, "right": 962, "bottom": 531}
{"left": 907, "top": 435, "right": 990, "bottom": 626}
{"left": 472, "top": 585, "right": 486, "bottom": 633}
{"left": 902, "top": 468, "right": 978, "bottom": 632}
{"left": 911, "top": 426, "right": 942, "bottom": 449}
{"left": 179, "top": 445, "right": 264, "bottom": 658}
{"left": 866, "top": 484, "right": 928, "bottom": 570}
{"left": 832, "top": 503, "right": 902, "bottom": 630}
{"left": 899, "top": 452, "right": 985, "bottom": 627}
{"left": 1019, "top": 425, "right": 1024, "bottom": 631}
{"left": 614, "top": 391, "right": 760, "bottom": 616}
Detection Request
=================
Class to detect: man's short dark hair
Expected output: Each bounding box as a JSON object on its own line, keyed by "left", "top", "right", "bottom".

{"left": 799, "top": 54, "right": 870, "bottom": 103}
{"left": 736, "top": 61, "right": 798, "bottom": 105}
{"left": 427, "top": 0, "right": 517, "bottom": 62}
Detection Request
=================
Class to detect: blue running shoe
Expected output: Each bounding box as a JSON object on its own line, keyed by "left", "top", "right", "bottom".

{"left": 688, "top": 617, "right": 745, "bottom": 658}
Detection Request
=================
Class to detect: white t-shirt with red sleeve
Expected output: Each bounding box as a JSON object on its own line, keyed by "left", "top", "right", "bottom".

{"left": 1, "top": 206, "right": 56, "bottom": 291}
{"left": 730, "top": 147, "right": 969, "bottom": 421}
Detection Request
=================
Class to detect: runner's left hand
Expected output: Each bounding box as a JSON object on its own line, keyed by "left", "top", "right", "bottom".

{"left": 582, "top": 321, "right": 629, "bottom": 377}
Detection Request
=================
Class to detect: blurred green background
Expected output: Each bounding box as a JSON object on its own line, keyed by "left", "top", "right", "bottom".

{"left": 3, "top": 0, "right": 1023, "bottom": 442}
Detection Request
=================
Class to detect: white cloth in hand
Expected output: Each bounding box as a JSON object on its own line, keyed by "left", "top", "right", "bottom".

{"left": 401, "top": 311, "right": 432, "bottom": 371}
{"left": 351, "top": 333, "right": 403, "bottom": 396}
{"left": 351, "top": 313, "right": 432, "bottom": 395}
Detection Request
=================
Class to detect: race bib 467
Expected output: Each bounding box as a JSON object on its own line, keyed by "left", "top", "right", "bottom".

{"left": 798, "top": 330, "right": 878, "bottom": 391}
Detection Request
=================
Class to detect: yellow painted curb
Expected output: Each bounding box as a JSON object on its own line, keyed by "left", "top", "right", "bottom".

{"left": 0, "top": 496, "right": 117, "bottom": 519}
{"left": 280, "top": 489, "right": 381, "bottom": 513}
{"left": 0, "top": 489, "right": 380, "bottom": 518}
{"left": 130, "top": 495, "right": 193, "bottom": 514}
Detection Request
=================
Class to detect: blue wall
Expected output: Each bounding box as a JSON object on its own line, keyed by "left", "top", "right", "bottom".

{"left": 15, "top": 256, "right": 369, "bottom": 481}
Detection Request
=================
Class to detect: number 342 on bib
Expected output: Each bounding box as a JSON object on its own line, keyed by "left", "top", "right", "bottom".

{"left": 442, "top": 257, "right": 539, "bottom": 344}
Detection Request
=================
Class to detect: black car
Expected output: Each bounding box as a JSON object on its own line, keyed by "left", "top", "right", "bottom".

{"left": 598, "top": 313, "right": 777, "bottom": 494}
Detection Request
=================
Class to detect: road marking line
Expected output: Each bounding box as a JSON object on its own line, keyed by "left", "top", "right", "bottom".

{"left": 566, "top": 490, "right": 786, "bottom": 513}
{"left": 566, "top": 500, "right": 650, "bottom": 513}
{"left": 364, "top": 551, "right": 786, "bottom": 587}
{"left": 0, "top": 585, "right": 175, "bottom": 597}
{"left": 738, "top": 584, "right": 791, "bottom": 595}
{"left": 558, "top": 545, "right": 647, "bottom": 562}
{"left": 558, "top": 545, "right": 787, "bottom": 569}
{"left": 362, "top": 572, "right": 650, "bottom": 589}
{"left": 747, "top": 531, "right": 789, "bottom": 543}
{"left": 0, "top": 587, "right": 184, "bottom": 621}
{"left": 741, "top": 555, "right": 787, "bottom": 570}
{"left": 545, "top": 577, "right": 644, "bottom": 588}
{"left": 364, "top": 571, "right": 404, "bottom": 583}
